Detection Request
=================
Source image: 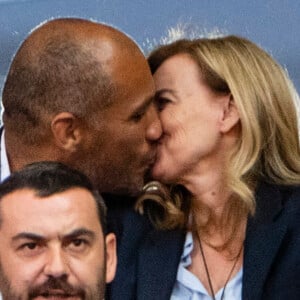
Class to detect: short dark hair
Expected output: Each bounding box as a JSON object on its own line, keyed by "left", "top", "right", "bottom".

{"left": 0, "top": 161, "right": 107, "bottom": 233}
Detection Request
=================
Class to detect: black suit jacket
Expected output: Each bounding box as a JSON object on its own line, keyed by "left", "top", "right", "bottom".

{"left": 104, "top": 194, "right": 154, "bottom": 300}
{"left": 108, "top": 182, "right": 300, "bottom": 300}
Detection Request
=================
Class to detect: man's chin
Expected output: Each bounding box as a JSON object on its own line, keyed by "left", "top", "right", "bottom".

{"left": 114, "top": 176, "right": 145, "bottom": 197}
{"left": 144, "top": 166, "right": 155, "bottom": 185}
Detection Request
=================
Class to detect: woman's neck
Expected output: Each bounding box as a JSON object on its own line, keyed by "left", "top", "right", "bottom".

{"left": 181, "top": 162, "right": 247, "bottom": 250}
{"left": 180, "top": 160, "right": 230, "bottom": 214}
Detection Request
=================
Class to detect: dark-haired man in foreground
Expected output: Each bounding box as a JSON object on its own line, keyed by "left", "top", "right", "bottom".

{"left": 0, "top": 161, "right": 116, "bottom": 299}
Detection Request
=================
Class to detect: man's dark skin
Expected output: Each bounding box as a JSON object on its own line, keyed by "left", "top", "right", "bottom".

{"left": 2, "top": 18, "right": 162, "bottom": 196}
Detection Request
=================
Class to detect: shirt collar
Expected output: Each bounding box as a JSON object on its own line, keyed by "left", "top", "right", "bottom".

{"left": 1, "top": 130, "right": 11, "bottom": 181}
{"left": 181, "top": 231, "right": 194, "bottom": 267}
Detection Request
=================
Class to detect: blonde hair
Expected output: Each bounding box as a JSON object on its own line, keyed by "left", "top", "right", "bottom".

{"left": 136, "top": 35, "right": 300, "bottom": 230}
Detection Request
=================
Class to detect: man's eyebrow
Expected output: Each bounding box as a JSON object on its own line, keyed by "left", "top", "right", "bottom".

{"left": 132, "top": 95, "right": 155, "bottom": 114}
{"left": 63, "top": 228, "right": 96, "bottom": 240}
{"left": 12, "top": 232, "right": 44, "bottom": 242}
{"left": 11, "top": 228, "right": 96, "bottom": 242}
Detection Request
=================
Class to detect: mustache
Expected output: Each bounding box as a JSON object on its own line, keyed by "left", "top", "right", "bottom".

{"left": 29, "top": 276, "right": 85, "bottom": 299}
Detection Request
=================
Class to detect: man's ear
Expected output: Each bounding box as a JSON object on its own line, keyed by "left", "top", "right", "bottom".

{"left": 51, "top": 112, "right": 82, "bottom": 152}
{"left": 220, "top": 95, "right": 240, "bottom": 133}
{"left": 105, "top": 233, "right": 117, "bottom": 283}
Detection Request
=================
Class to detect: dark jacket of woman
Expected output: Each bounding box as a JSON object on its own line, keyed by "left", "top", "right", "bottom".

{"left": 107, "top": 182, "right": 300, "bottom": 300}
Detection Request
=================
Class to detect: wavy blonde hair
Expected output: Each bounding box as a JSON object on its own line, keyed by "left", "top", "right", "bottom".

{"left": 136, "top": 35, "right": 300, "bottom": 230}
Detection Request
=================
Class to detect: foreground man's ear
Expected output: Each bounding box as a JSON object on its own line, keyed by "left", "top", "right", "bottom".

{"left": 51, "top": 112, "right": 83, "bottom": 152}
{"left": 105, "top": 233, "right": 117, "bottom": 283}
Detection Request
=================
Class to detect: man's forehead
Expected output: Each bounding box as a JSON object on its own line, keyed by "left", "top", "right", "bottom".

{"left": 0, "top": 188, "right": 99, "bottom": 226}
{"left": 0, "top": 188, "right": 40, "bottom": 209}
{"left": 0, "top": 189, "right": 103, "bottom": 245}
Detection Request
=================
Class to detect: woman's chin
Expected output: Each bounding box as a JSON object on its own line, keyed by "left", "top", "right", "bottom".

{"left": 151, "top": 164, "right": 165, "bottom": 181}
{"left": 151, "top": 165, "right": 173, "bottom": 183}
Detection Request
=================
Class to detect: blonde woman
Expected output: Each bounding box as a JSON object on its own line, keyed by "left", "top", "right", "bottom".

{"left": 132, "top": 36, "right": 300, "bottom": 300}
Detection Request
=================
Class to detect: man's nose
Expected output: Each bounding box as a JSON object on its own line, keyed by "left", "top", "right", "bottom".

{"left": 44, "top": 248, "right": 69, "bottom": 278}
{"left": 146, "top": 104, "right": 162, "bottom": 142}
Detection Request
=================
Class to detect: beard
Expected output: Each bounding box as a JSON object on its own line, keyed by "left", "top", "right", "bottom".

{"left": 0, "top": 263, "right": 106, "bottom": 300}
{"left": 28, "top": 276, "right": 86, "bottom": 299}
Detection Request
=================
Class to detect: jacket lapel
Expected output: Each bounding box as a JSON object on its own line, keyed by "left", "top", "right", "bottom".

{"left": 242, "top": 183, "right": 288, "bottom": 300}
{"left": 107, "top": 209, "right": 153, "bottom": 300}
{"left": 136, "top": 229, "right": 185, "bottom": 300}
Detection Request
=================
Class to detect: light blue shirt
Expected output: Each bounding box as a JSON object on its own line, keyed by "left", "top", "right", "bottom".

{"left": 170, "top": 232, "right": 243, "bottom": 300}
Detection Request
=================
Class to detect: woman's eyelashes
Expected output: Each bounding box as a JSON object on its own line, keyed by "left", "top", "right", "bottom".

{"left": 155, "top": 97, "right": 171, "bottom": 111}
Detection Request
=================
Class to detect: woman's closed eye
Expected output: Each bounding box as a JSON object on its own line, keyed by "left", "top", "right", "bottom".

{"left": 155, "top": 97, "right": 171, "bottom": 111}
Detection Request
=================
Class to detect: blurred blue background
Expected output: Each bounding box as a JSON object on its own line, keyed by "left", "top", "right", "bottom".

{"left": 1, "top": 0, "right": 299, "bottom": 96}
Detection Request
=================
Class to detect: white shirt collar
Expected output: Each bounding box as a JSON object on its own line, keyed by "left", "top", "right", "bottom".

{"left": 1, "top": 130, "right": 11, "bottom": 181}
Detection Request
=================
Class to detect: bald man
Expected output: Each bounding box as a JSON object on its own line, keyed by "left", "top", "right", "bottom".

{"left": 2, "top": 18, "right": 161, "bottom": 196}
{"left": 1, "top": 18, "right": 161, "bottom": 299}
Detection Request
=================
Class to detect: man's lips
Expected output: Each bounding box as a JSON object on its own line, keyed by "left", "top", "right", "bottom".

{"left": 34, "top": 289, "right": 81, "bottom": 299}
{"left": 148, "top": 155, "right": 157, "bottom": 165}
{"left": 35, "top": 293, "right": 80, "bottom": 299}
{"left": 144, "top": 150, "right": 157, "bottom": 166}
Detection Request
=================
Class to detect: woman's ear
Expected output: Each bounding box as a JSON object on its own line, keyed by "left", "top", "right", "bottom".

{"left": 105, "top": 233, "right": 117, "bottom": 283}
{"left": 51, "top": 112, "right": 83, "bottom": 152}
{"left": 220, "top": 94, "right": 240, "bottom": 133}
